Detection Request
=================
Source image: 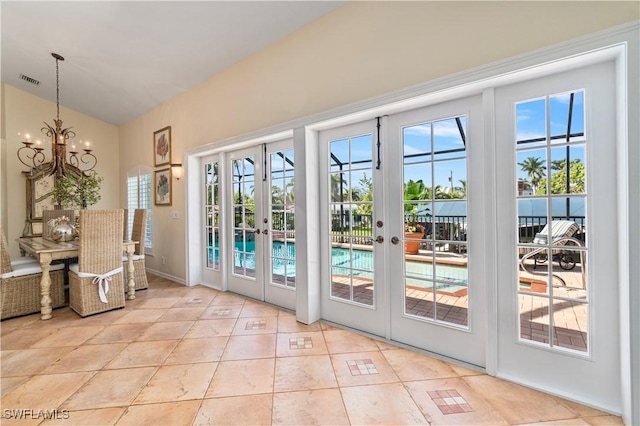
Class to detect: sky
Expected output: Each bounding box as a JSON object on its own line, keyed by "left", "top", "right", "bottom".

{"left": 329, "top": 89, "right": 586, "bottom": 202}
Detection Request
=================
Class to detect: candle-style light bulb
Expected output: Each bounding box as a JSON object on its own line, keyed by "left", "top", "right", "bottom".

{"left": 72, "top": 144, "right": 76, "bottom": 151}
{"left": 25, "top": 133, "right": 31, "bottom": 141}
{"left": 85, "top": 141, "right": 90, "bottom": 148}
{"left": 35, "top": 140, "right": 41, "bottom": 146}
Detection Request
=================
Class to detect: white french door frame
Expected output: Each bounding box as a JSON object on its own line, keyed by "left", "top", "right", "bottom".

{"left": 184, "top": 30, "right": 636, "bottom": 422}
{"left": 495, "top": 61, "right": 621, "bottom": 412}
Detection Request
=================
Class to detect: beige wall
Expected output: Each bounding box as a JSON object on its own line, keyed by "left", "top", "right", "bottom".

{"left": 1, "top": 84, "right": 120, "bottom": 256}
{"left": 119, "top": 2, "right": 636, "bottom": 279}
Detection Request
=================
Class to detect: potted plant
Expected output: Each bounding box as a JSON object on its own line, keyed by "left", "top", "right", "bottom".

{"left": 52, "top": 172, "right": 103, "bottom": 209}
{"left": 51, "top": 174, "right": 76, "bottom": 209}
{"left": 404, "top": 220, "right": 425, "bottom": 254}
{"left": 403, "top": 179, "right": 429, "bottom": 254}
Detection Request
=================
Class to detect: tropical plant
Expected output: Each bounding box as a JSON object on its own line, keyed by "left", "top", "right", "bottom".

{"left": 404, "top": 222, "right": 425, "bottom": 234}
{"left": 404, "top": 179, "right": 430, "bottom": 232}
{"left": 518, "top": 156, "right": 546, "bottom": 193}
{"left": 330, "top": 173, "right": 348, "bottom": 202}
{"left": 354, "top": 173, "right": 373, "bottom": 216}
{"left": 537, "top": 159, "right": 585, "bottom": 195}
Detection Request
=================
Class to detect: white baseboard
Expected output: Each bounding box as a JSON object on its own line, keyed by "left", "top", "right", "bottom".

{"left": 145, "top": 268, "right": 186, "bottom": 286}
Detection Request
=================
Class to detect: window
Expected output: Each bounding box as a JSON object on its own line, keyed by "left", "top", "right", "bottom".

{"left": 127, "top": 165, "right": 153, "bottom": 252}
{"left": 515, "top": 90, "right": 588, "bottom": 353}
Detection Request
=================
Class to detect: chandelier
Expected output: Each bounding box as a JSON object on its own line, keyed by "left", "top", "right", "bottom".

{"left": 17, "top": 53, "right": 97, "bottom": 177}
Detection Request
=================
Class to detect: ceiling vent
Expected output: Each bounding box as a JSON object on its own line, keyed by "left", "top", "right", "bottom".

{"left": 19, "top": 73, "right": 40, "bottom": 86}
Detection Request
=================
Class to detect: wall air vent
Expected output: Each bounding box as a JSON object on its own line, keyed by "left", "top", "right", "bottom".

{"left": 19, "top": 73, "right": 40, "bottom": 86}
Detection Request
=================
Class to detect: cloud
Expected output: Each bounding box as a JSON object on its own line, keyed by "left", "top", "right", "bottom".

{"left": 516, "top": 131, "right": 546, "bottom": 141}
{"left": 404, "top": 123, "right": 430, "bottom": 136}
{"left": 517, "top": 108, "right": 538, "bottom": 122}
{"left": 404, "top": 120, "right": 465, "bottom": 139}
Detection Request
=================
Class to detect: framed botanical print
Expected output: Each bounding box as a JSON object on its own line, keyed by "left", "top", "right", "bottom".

{"left": 153, "top": 126, "right": 171, "bottom": 167}
{"left": 154, "top": 168, "right": 172, "bottom": 206}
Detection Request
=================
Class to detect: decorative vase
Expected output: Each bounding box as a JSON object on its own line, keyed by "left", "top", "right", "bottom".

{"left": 51, "top": 219, "right": 79, "bottom": 242}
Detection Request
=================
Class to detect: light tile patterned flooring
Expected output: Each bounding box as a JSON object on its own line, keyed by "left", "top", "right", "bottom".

{"left": 0, "top": 273, "right": 623, "bottom": 425}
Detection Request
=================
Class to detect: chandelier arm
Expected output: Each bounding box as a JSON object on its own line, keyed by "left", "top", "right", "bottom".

{"left": 80, "top": 151, "right": 98, "bottom": 173}
{"left": 16, "top": 145, "right": 44, "bottom": 169}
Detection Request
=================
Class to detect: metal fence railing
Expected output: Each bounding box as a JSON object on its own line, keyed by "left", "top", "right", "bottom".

{"left": 232, "top": 211, "right": 586, "bottom": 247}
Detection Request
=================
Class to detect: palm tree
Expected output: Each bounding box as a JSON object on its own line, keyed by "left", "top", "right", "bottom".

{"left": 518, "top": 156, "right": 546, "bottom": 193}
{"left": 404, "top": 179, "right": 430, "bottom": 227}
{"left": 284, "top": 178, "right": 295, "bottom": 205}
{"left": 551, "top": 159, "right": 566, "bottom": 171}
{"left": 458, "top": 179, "right": 467, "bottom": 198}
{"left": 330, "top": 173, "right": 347, "bottom": 203}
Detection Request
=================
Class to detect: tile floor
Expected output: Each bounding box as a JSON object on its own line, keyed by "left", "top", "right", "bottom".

{"left": 1, "top": 273, "right": 623, "bottom": 425}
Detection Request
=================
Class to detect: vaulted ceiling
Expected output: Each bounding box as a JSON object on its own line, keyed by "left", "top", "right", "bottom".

{"left": 1, "top": 1, "right": 343, "bottom": 126}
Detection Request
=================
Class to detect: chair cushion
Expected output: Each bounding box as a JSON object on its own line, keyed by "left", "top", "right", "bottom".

{"left": 122, "top": 254, "right": 144, "bottom": 262}
{"left": 1, "top": 261, "right": 64, "bottom": 279}
{"left": 10, "top": 256, "right": 39, "bottom": 267}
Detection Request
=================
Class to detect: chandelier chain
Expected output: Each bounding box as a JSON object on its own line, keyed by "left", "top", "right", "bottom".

{"left": 56, "top": 57, "right": 60, "bottom": 120}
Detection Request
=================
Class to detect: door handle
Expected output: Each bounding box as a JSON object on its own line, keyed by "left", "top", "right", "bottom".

{"left": 263, "top": 229, "right": 268, "bottom": 235}
{"left": 391, "top": 236, "right": 400, "bottom": 245}
{"left": 374, "top": 235, "right": 384, "bottom": 244}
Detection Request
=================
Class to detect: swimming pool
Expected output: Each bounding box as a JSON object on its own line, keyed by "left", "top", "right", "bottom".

{"left": 211, "top": 241, "right": 469, "bottom": 289}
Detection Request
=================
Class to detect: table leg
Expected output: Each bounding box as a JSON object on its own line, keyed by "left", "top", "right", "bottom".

{"left": 39, "top": 253, "right": 53, "bottom": 320}
{"left": 126, "top": 246, "right": 136, "bottom": 300}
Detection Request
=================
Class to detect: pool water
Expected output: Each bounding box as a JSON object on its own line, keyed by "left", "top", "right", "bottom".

{"left": 210, "top": 241, "right": 469, "bottom": 289}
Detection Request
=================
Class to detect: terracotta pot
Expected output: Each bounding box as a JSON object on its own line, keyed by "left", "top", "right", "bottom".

{"left": 404, "top": 232, "right": 423, "bottom": 254}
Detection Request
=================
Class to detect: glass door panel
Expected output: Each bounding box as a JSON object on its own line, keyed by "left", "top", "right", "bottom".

{"left": 269, "top": 148, "right": 295, "bottom": 288}
{"left": 388, "top": 95, "right": 485, "bottom": 367}
{"left": 202, "top": 154, "right": 223, "bottom": 287}
{"left": 515, "top": 91, "right": 589, "bottom": 353}
{"left": 496, "top": 61, "right": 621, "bottom": 411}
{"left": 232, "top": 157, "right": 256, "bottom": 278}
{"left": 228, "top": 148, "right": 263, "bottom": 300}
{"left": 401, "top": 117, "right": 469, "bottom": 327}
{"left": 264, "top": 140, "right": 296, "bottom": 309}
{"left": 329, "top": 134, "right": 376, "bottom": 306}
{"left": 204, "top": 160, "right": 220, "bottom": 270}
{"left": 320, "top": 120, "right": 386, "bottom": 336}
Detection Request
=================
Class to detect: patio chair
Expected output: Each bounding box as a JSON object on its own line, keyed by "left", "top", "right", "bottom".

{"left": 520, "top": 219, "right": 585, "bottom": 287}
{"left": 69, "top": 210, "right": 126, "bottom": 317}
{"left": 123, "top": 209, "right": 148, "bottom": 291}
{"left": 1, "top": 225, "right": 65, "bottom": 320}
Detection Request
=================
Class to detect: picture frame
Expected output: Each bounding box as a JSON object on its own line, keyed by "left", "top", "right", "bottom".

{"left": 154, "top": 168, "right": 172, "bottom": 206}
{"left": 153, "top": 126, "right": 172, "bottom": 167}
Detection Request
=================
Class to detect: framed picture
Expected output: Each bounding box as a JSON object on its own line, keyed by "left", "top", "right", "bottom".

{"left": 153, "top": 126, "right": 172, "bottom": 167}
{"left": 154, "top": 168, "right": 172, "bottom": 206}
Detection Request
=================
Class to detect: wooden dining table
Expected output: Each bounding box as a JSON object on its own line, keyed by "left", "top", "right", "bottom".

{"left": 16, "top": 237, "right": 138, "bottom": 320}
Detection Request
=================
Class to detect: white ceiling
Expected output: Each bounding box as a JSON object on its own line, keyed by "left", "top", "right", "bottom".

{"left": 1, "top": 1, "right": 343, "bottom": 126}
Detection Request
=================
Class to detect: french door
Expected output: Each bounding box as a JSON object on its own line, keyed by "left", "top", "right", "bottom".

{"left": 223, "top": 141, "right": 296, "bottom": 308}
{"left": 495, "top": 61, "right": 621, "bottom": 411}
{"left": 319, "top": 96, "right": 486, "bottom": 366}
{"left": 227, "top": 147, "right": 263, "bottom": 299}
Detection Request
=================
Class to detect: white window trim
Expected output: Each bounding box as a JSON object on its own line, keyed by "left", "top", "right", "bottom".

{"left": 127, "top": 165, "right": 153, "bottom": 255}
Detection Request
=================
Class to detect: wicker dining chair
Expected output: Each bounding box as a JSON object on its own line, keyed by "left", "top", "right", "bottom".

{"left": 42, "top": 209, "right": 75, "bottom": 240}
{"left": 69, "top": 210, "right": 126, "bottom": 317}
{"left": 123, "top": 209, "right": 148, "bottom": 290}
{"left": 123, "top": 208, "right": 129, "bottom": 241}
{"left": 1, "top": 226, "right": 65, "bottom": 320}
